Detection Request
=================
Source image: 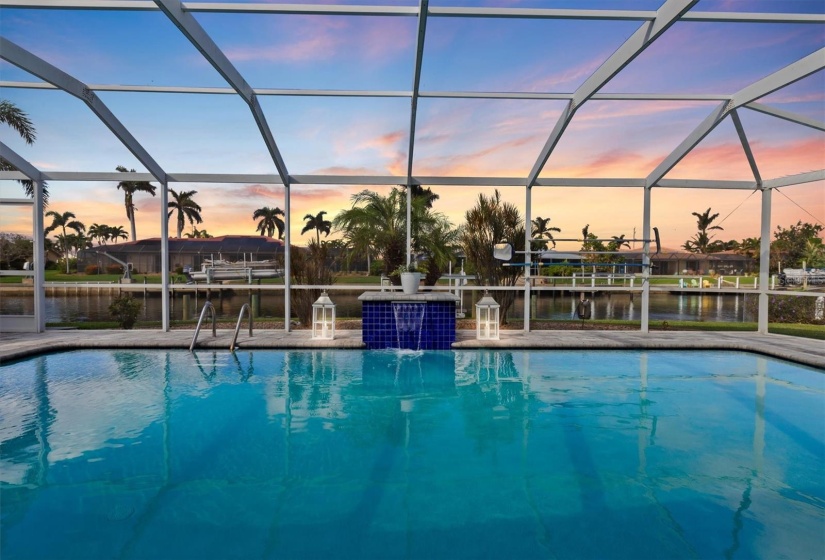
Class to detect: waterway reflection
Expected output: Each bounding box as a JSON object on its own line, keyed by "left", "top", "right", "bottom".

{"left": 0, "top": 289, "right": 753, "bottom": 324}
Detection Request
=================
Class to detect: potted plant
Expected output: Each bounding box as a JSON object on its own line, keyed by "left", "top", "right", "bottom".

{"left": 393, "top": 263, "right": 421, "bottom": 295}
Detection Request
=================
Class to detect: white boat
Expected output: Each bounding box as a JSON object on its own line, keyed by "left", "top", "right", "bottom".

{"left": 779, "top": 268, "right": 825, "bottom": 286}
{"left": 189, "top": 255, "right": 283, "bottom": 283}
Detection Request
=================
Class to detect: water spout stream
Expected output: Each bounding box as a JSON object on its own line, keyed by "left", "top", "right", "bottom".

{"left": 392, "top": 302, "right": 425, "bottom": 350}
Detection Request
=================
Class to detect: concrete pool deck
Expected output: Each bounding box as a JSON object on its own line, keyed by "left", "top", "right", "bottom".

{"left": 1, "top": 329, "right": 823, "bottom": 368}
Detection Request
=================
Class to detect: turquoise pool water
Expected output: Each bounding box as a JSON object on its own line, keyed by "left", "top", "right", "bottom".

{"left": 1, "top": 349, "right": 822, "bottom": 559}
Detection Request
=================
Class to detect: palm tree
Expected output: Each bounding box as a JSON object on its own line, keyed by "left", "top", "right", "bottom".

{"left": 45, "top": 210, "right": 85, "bottom": 273}
{"left": 253, "top": 206, "right": 285, "bottom": 239}
{"left": 167, "top": 189, "right": 202, "bottom": 238}
{"left": 108, "top": 225, "right": 128, "bottom": 243}
{"left": 334, "top": 189, "right": 407, "bottom": 278}
{"left": 116, "top": 165, "right": 157, "bottom": 241}
{"left": 410, "top": 184, "right": 439, "bottom": 209}
{"left": 420, "top": 221, "right": 460, "bottom": 285}
{"left": 301, "top": 211, "right": 332, "bottom": 244}
{"left": 460, "top": 190, "right": 525, "bottom": 324}
{"left": 0, "top": 99, "right": 49, "bottom": 203}
{"left": 531, "top": 216, "right": 561, "bottom": 250}
{"left": 802, "top": 238, "right": 824, "bottom": 268}
{"left": 607, "top": 234, "right": 630, "bottom": 252}
{"left": 88, "top": 223, "right": 109, "bottom": 246}
{"left": 685, "top": 208, "right": 724, "bottom": 254}
{"left": 185, "top": 227, "right": 212, "bottom": 239}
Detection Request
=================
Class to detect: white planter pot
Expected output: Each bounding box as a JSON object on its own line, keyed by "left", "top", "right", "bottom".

{"left": 400, "top": 272, "right": 421, "bottom": 294}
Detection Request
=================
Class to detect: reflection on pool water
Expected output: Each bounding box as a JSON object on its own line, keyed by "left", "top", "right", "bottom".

{"left": 1, "top": 349, "right": 822, "bottom": 559}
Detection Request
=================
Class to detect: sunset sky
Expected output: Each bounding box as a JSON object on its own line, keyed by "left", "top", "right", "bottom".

{"left": 0, "top": 0, "right": 822, "bottom": 253}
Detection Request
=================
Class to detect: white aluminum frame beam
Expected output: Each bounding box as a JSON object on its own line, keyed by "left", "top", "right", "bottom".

{"left": 732, "top": 48, "right": 825, "bottom": 108}
{"left": 405, "top": 0, "right": 428, "bottom": 264}
{"left": 730, "top": 109, "right": 762, "bottom": 185}
{"left": 160, "top": 181, "right": 170, "bottom": 331}
{"left": 647, "top": 47, "right": 825, "bottom": 187}
{"left": 3, "top": 1, "right": 824, "bottom": 24}
{"left": 5, "top": 170, "right": 815, "bottom": 190}
{"left": 0, "top": 140, "right": 42, "bottom": 182}
{"left": 641, "top": 186, "right": 652, "bottom": 333}
{"left": 758, "top": 188, "right": 771, "bottom": 334}
{"left": 655, "top": 179, "right": 756, "bottom": 190}
{"left": 745, "top": 102, "right": 825, "bottom": 132}
{"left": 406, "top": 0, "right": 428, "bottom": 184}
{"left": 0, "top": 38, "right": 167, "bottom": 183}
{"left": 763, "top": 170, "right": 825, "bottom": 190}
{"left": 0, "top": 144, "right": 46, "bottom": 332}
{"left": 154, "top": 0, "right": 290, "bottom": 187}
{"left": 0, "top": 81, "right": 736, "bottom": 101}
{"left": 526, "top": 0, "right": 699, "bottom": 187}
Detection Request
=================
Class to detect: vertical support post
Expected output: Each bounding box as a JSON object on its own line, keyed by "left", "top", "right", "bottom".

{"left": 524, "top": 185, "right": 532, "bottom": 332}
{"left": 285, "top": 183, "right": 292, "bottom": 332}
{"left": 406, "top": 184, "right": 412, "bottom": 266}
{"left": 758, "top": 187, "right": 771, "bottom": 334}
{"left": 160, "top": 181, "right": 170, "bottom": 332}
{"left": 33, "top": 179, "right": 45, "bottom": 332}
{"left": 641, "top": 185, "right": 652, "bottom": 333}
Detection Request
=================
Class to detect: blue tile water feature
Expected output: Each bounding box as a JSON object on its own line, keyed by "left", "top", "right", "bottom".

{"left": 359, "top": 293, "right": 458, "bottom": 350}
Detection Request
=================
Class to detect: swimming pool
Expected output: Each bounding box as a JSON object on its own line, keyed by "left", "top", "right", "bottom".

{"left": 1, "top": 349, "right": 822, "bottom": 559}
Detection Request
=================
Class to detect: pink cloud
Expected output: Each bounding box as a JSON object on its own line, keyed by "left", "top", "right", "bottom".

{"left": 521, "top": 53, "right": 607, "bottom": 93}
{"left": 232, "top": 184, "right": 285, "bottom": 199}
{"left": 224, "top": 16, "right": 413, "bottom": 65}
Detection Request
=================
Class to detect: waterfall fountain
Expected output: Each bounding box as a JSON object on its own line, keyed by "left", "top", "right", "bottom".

{"left": 392, "top": 302, "right": 425, "bottom": 350}
{"left": 359, "top": 292, "right": 458, "bottom": 350}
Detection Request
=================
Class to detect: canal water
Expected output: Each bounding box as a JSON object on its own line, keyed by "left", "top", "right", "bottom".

{"left": 0, "top": 289, "right": 754, "bottom": 324}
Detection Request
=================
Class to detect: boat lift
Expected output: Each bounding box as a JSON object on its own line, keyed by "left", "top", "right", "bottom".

{"left": 494, "top": 227, "right": 661, "bottom": 267}
{"left": 101, "top": 252, "right": 135, "bottom": 283}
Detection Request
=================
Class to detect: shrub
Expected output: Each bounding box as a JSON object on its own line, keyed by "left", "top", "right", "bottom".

{"left": 370, "top": 259, "right": 384, "bottom": 277}
{"left": 109, "top": 294, "right": 142, "bottom": 329}
{"left": 85, "top": 265, "right": 100, "bottom": 275}
{"left": 290, "top": 241, "right": 336, "bottom": 326}
{"left": 106, "top": 264, "right": 123, "bottom": 275}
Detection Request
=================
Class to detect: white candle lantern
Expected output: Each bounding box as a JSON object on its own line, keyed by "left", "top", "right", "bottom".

{"left": 312, "top": 291, "right": 336, "bottom": 339}
{"left": 475, "top": 291, "right": 500, "bottom": 340}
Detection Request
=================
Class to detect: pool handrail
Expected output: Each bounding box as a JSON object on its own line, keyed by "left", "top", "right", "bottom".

{"left": 229, "top": 303, "right": 253, "bottom": 352}
{"left": 190, "top": 301, "right": 217, "bottom": 352}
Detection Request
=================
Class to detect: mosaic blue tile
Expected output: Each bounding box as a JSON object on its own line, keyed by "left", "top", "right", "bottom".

{"left": 361, "top": 301, "right": 456, "bottom": 350}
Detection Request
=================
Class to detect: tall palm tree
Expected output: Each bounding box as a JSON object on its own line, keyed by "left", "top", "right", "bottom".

{"left": 301, "top": 211, "right": 332, "bottom": 244}
{"left": 0, "top": 99, "right": 49, "bottom": 203}
{"left": 253, "top": 206, "right": 285, "bottom": 239}
{"left": 116, "top": 165, "right": 157, "bottom": 241}
{"left": 684, "top": 208, "right": 724, "bottom": 254}
{"left": 531, "top": 216, "right": 561, "bottom": 250}
{"left": 167, "top": 189, "right": 202, "bottom": 238}
{"left": 45, "top": 210, "right": 85, "bottom": 273}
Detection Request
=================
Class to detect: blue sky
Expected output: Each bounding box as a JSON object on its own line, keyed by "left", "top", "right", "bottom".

{"left": 0, "top": 0, "right": 822, "bottom": 249}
